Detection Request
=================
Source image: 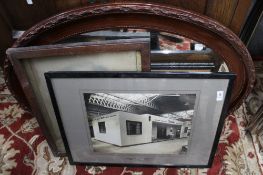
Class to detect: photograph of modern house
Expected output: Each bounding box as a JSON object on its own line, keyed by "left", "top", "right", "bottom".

{"left": 83, "top": 93, "right": 196, "bottom": 154}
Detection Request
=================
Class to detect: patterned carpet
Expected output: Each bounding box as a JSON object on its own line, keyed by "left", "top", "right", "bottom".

{"left": 0, "top": 69, "right": 263, "bottom": 175}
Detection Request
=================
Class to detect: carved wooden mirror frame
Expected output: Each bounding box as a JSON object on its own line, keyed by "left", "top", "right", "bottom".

{"left": 5, "top": 3, "right": 255, "bottom": 155}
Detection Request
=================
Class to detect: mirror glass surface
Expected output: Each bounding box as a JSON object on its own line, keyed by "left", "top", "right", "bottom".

{"left": 56, "top": 28, "right": 229, "bottom": 73}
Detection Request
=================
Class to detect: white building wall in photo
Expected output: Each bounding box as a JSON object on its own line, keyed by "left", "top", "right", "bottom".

{"left": 92, "top": 112, "right": 122, "bottom": 146}
{"left": 92, "top": 111, "right": 191, "bottom": 146}
{"left": 119, "top": 112, "right": 153, "bottom": 146}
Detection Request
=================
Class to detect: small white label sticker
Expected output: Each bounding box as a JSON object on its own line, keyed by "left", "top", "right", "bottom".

{"left": 26, "top": 0, "right": 33, "bottom": 5}
{"left": 217, "top": 91, "right": 224, "bottom": 101}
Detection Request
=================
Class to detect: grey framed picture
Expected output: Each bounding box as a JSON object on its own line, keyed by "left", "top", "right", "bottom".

{"left": 6, "top": 38, "right": 150, "bottom": 155}
{"left": 45, "top": 72, "right": 235, "bottom": 167}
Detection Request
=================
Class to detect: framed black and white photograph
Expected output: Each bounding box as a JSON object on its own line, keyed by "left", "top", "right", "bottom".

{"left": 45, "top": 72, "right": 235, "bottom": 167}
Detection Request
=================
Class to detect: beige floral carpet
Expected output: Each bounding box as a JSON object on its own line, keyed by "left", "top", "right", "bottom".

{"left": 0, "top": 69, "right": 263, "bottom": 175}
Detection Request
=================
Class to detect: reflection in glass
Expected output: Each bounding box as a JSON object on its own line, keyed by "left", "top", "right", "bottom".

{"left": 57, "top": 28, "right": 228, "bottom": 72}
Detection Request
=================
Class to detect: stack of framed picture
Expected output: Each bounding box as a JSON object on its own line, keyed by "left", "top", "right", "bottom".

{"left": 6, "top": 1, "right": 257, "bottom": 168}
{"left": 7, "top": 36, "right": 235, "bottom": 167}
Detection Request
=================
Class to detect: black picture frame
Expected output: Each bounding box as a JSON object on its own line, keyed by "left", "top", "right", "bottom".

{"left": 45, "top": 71, "right": 235, "bottom": 167}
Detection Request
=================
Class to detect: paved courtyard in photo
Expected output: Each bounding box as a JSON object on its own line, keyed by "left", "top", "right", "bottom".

{"left": 92, "top": 138, "right": 188, "bottom": 154}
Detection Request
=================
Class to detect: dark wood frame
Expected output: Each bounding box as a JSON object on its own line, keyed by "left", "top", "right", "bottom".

{"left": 45, "top": 71, "right": 235, "bottom": 167}
{"left": 7, "top": 38, "right": 150, "bottom": 71}
{"left": 6, "top": 38, "right": 150, "bottom": 156}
